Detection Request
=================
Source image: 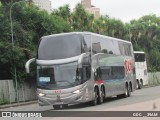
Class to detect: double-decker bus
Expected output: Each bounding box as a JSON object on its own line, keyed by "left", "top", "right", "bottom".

{"left": 25, "top": 32, "right": 136, "bottom": 109}
{"left": 134, "top": 51, "right": 148, "bottom": 89}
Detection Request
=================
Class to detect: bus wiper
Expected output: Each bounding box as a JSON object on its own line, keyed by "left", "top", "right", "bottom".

{"left": 57, "top": 80, "right": 74, "bottom": 87}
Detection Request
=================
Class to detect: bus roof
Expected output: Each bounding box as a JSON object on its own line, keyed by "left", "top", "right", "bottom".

{"left": 41, "top": 32, "right": 131, "bottom": 44}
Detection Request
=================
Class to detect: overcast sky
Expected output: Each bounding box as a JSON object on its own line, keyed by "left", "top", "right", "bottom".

{"left": 51, "top": 0, "right": 160, "bottom": 23}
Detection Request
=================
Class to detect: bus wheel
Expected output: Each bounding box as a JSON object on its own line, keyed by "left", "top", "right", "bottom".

{"left": 139, "top": 80, "right": 143, "bottom": 89}
{"left": 91, "top": 87, "right": 98, "bottom": 106}
{"left": 128, "top": 84, "right": 131, "bottom": 97}
{"left": 136, "top": 80, "right": 139, "bottom": 89}
{"left": 119, "top": 84, "right": 128, "bottom": 98}
{"left": 98, "top": 87, "right": 105, "bottom": 104}
{"left": 137, "top": 80, "right": 143, "bottom": 89}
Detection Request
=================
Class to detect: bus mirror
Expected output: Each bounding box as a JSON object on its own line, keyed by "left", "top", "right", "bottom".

{"left": 25, "top": 58, "right": 36, "bottom": 73}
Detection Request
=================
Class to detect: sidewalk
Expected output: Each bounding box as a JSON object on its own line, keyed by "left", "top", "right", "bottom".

{"left": 101, "top": 98, "right": 160, "bottom": 111}
{"left": 0, "top": 100, "right": 37, "bottom": 109}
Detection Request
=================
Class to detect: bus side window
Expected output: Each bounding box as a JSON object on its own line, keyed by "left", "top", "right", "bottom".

{"left": 94, "top": 67, "right": 101, "bottom": 80}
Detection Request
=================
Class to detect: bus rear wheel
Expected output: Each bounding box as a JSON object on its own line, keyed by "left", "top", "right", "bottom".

{"left": 98, "top": 87, "right": 105, "bottom": 104}
{"left": 139, "top": 80, "right": 143, "bottom": 89}
{"left": 123, "top": 84, "right": 128, "bottom": 98}
{"left": 137, "top": 80, "right": 143, "bottom": 89}
{"left": 118, "top": 84, "right": 129, "bottom": 98}
{"left": 91, "top": 87, "right": 98, "bottom": 106}
{"left": 128, "top": 84, "right": 131, "bottom": 97}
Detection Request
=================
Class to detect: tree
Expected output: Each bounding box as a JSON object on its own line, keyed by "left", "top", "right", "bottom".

{"left": 1, "top": 1, "right": 160, "bottom": 82}
{"left": 128, "top": 15, "right": 160, "bottom": 71}
{"left": 0, "top": 0, "right": 24, "bottom": 6}
{"left": 52, "top": 4, "right": 71, "bottom": 24}
{"left": 71, "top": 3, "right": 93, "bottom": 31}
{"left": 0, "top": 2, "right": 72, "bottom": 81}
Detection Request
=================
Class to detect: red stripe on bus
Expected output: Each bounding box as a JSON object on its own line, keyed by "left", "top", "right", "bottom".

{"left": 95, "top": 80, "right": 104, "bottom": 84}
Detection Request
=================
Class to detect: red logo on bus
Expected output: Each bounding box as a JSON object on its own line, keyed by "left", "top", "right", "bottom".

{"left": 53, "top": 90, "right": 61, "bottom": 94}
{"left": 124, "top": 59, "right": 132, "bottom": 75}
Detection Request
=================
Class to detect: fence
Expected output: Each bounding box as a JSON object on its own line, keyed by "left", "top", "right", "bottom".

{"left": 0, "top": 80, "right": 37, "bottom": 105}
{"left": 0, "top": 72, "right": 160, "bottom": 105}
{"left": 148, "top": 72, "right": 160, "bottom": 86}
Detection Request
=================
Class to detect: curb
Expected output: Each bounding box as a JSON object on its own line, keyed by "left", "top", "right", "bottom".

{"left": 0, "top": 100, "right": 37, "bottom": 109}
{"left": 143, "top": 84, "right": 160, "bottom": 88}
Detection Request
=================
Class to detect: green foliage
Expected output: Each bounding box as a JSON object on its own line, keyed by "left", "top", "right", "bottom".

{"left": 71, "top": 3, "right": 94, "bottom": 31}
{"left": 0, "top": 0, "right": 24, "bottom": 6}
{"left": 1, "top": 2, "right": 160, "bottom": 82}
{"left": 52, "top": 4, "right": 71, "bottom": 24}
{"left": 0, "top": 2, "right": 71, "bottom": 81}
{"left": 129, "top": 14, "right": 160, "bottom": 71}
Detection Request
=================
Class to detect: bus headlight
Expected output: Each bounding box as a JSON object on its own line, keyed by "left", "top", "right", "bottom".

{"left": 38, "top": 93, "right": 45, "bottom": 97}
{"left": 73, "top": 90, "right": 80, "bottom": 94}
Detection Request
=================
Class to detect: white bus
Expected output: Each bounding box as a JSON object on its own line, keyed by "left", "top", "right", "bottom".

{"left": 134, "top": 51, "right": 148, "bottom": 89}
{"left": 26, "top": 32, "right": 136, "bottom": 109}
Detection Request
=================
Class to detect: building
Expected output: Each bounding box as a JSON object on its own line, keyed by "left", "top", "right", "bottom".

{"left": 81, "top": 0, "right": 100, "bottom": 18}
{"left": 33, "top": 0, "right": 52, "bottom": 13}
{"left": 85, "top": 7, "right": 100, "bottom": 18}
{"left": 81, "top": 0, "right": 91, "bottom": 8}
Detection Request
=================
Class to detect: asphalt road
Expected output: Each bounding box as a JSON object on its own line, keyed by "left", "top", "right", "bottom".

{"left": 1, "top": 85, "right": 160, "bottom": 112}
{"left": 58, "top": 85, "right": 160, "bottom": 111}
{"left": 1, "top": 86, "right": 160, "bottom": 120}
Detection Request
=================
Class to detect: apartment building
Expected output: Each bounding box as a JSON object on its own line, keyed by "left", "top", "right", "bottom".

{"left": 81, "top": 0, "right": 100, "bottom": 18}
{"left": 33, "top": 0, "right": 52, "bottom": 13}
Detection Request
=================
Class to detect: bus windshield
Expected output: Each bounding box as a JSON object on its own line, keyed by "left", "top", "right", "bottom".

{"left": 38, "top": 34, "right": 82, "bottom": 60}
{"left": 134, "top": 53, "right": 145, "bottom": 62}
{"left": 37, "top": 62, "right": 82, "bottom": 90}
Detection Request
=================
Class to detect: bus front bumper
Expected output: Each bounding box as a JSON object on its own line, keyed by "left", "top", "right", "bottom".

{"left": 38, "top": 92, "right": 88, "bottom": 106}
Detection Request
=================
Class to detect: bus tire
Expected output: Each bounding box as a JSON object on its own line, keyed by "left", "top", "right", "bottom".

{"left": 98, "top": 87, "right": 105, "bottom": 104}
{"left": 137, "top": 80, "right": 143, "bottom": 89}
{"left": 91, "top": 87, "right": 98, "bottom": 106}
{"left": 128, "top": 84, "right": 131, "bottom": 97}
{"left": 136, "top": 80, "right": 139, "bottom": 89}
{"left": 118, "top": 84, "right": 128, "bottom": 98}
{"left": 139, "top": 80, "right": 143, "bottom": 89}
